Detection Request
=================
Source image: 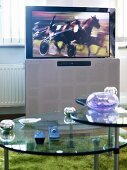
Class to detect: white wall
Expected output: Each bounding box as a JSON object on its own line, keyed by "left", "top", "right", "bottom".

{"left": 116, "top": 44, "right": 127, "bottom": 105}
{"left": 0, "top": 47, "right": 25, "bottom": 64}
{"left": 46, "top": 0, "right": 116, "bottom": 7}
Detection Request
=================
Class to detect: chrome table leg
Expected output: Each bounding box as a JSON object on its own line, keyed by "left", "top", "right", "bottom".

{"left": 114, "top": 127, "right": 119, "bottom": 170}
{"left": 92, "top": 137, "right": 100, "bottom": 170}
{"left": 4, "top": 149, "right": 9, "bottom": 170}
{"left": 69, "top": 124, "right": 74, "bottom": 148}
{"left": 94, "top": 154, "right": 99, "bottom": 170}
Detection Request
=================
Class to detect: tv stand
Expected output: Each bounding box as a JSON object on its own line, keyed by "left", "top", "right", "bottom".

{"left": 25, "top": 58, "right": 120, "bottom": 115}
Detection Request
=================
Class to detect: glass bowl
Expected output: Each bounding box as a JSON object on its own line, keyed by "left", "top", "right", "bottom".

{"left": 86, "top": 92, "right": 119, "bottom": 112}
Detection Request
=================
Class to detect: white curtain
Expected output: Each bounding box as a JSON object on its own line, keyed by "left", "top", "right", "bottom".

{"left": 0, "top": 0, "right": 126, "bottom": 45}
{"left": 0, "top": 0, "right": 46, "bottom": 45}
{"left": 116, "top": 0, "right": 127, "bottom": 42}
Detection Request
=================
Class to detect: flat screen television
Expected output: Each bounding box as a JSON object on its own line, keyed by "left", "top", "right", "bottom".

{"left": 26, "top": 6, "right": 115, "bottom": 59}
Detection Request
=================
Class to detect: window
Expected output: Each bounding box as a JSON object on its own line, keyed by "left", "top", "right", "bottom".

{"left": 116, "top": 0, "right": 127, "bottom": 42}
{"left": 0, "top": 0, "right": 46, "bottom": 46}
{"left": 0, "top": 0, "right": 126, "bottom": 46}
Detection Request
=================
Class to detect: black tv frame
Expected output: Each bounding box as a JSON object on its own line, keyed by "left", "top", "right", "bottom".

{"left": 26, "top": 6, "right": 115, "bottom": 59}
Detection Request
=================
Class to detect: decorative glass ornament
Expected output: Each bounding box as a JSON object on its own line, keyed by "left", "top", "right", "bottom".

{"left": 86, "top": 92, "right": 119, "bottom": 112}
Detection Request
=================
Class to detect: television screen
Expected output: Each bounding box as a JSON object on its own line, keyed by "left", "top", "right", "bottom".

{"left": 26, "top": 6, "right": 115, "bottom": 59}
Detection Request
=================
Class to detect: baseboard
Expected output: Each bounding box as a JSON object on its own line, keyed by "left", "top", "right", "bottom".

{"left": 0, "top": 106, "right": 25, "bottom": 121}
{"left": 0, "top": 113, "right": 25, "bottom": 121}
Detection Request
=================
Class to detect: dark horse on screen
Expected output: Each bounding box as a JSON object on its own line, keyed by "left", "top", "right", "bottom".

{"left": 50, "top": 15, "right": 101, "bottom": 56}
{"left": 34, "top": 15, "right": 103, "bottom": 57}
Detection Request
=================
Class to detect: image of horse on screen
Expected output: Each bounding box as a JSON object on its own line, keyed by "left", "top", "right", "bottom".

{"left": 32, "top": 11, "right": 110, "bottom": 58}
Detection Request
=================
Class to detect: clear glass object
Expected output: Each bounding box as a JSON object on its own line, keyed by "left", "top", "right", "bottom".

{"left": 104, "top": 86, "right": 118, "bottom": 95}
{"left": 64, "top": 107, "right": 76, "bottom": 117}
{"left": 0, "top": 131, "right": 15, "bottom": 142}
{"left": 0, "top": 119, "right": 15, "bottom": 132}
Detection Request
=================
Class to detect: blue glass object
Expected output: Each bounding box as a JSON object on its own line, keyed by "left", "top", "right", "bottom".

{"left": 34, "top": 130, "right": 45, "bottom": 144}
{"left": 86, "top": 92, "right": 119, "bottom": 112}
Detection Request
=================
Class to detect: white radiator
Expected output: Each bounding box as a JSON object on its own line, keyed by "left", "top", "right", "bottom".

{"left": 0, "top": 64, "right": 25, "bottom": 107}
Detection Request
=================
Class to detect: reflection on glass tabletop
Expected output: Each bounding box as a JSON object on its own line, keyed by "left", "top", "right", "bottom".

{"left": 71, "top": 106, "right": 127, "bottom": 127}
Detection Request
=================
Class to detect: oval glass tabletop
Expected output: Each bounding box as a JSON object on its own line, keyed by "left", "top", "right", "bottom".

{"left": 71, "top": 106, "right": 127, "bottom": 127}
{"left": 75, "top": 95, "right": 87, "bottom": 106}
{"left": 1, "top": 112, "right": 127, "bottom": 156}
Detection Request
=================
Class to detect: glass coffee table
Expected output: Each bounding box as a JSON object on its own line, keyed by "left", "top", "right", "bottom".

{"left": 0, "top": 111, "right": 127, "bottom": 170}
{"left": 70, "top": 106, "right": 127, "bottom": 170}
